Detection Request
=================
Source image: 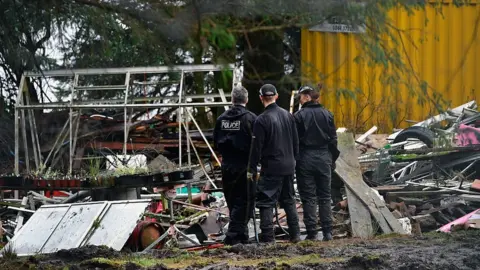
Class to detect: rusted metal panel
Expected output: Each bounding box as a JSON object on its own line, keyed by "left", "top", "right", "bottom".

{"left": 301, "top": 3, "right": 480, "bottom": 132}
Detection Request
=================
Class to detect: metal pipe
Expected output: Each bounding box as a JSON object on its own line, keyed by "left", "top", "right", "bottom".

{"left": 43, "top": 117, "right": 70, "bottom": 168}
{"left": 24, "top": 64, "right": 235, "bottom": 77}
{"left": 456, "top": 160, "right": 478, "bottom": 188}
{"left": 186, "top": 110, "right": 191, "bottom": 169}
{"left": 186, "top": 109, "right": 221, "bottom": 165}
{"left": 27, "top": 97, "right": 39, "bottom": 168}
{"left": 62, "top": 191, "right": 91, "bottom": 204}
{"left": 14, "top": 76, "right": 26, "bottom": 175}
{"left": 182, "top": 121, "right": 217, "bottom": 189}
{"left": 21, "top": 102, "right": 30, "bottom": 173}
{"left": 71, "top": 111, "right": 82, "bottom": 173}
{"left": 14, "top": 107, "right": 19, "bottom": 175}
{"left": 171, "top": 199, "right": 226, "bottom": 215}
{"left": 123, "top": 72, "right": 131, "bottom": 157}
{"left": 30, "top": 101, "right": 43, "bottom": 165}
{"left": 178, "top": 71, "right": 184, "bottom": 168}
{"left": 17, "top": 101, "right": 231, "bottom": 110}
{"left": 8, "top": 206, "right": 35, "bottom": 214}
{"left": 69, "top": 75, "right": 78, "bottom": 175}
{"left": 26, "top": 93, "right": 231, "bottom": 106}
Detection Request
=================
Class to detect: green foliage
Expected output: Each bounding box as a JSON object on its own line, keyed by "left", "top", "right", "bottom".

{"left": 1, "top": 243, "right": 17, "bottom": 261}
{"left": 87, "top": 157, "right": 102, "bottom": 178}
{"left": 31, "top": 165, "right": 62, "bottom": 180}
{"left": 202, "top": 22, "right": 236, "bottom": 50}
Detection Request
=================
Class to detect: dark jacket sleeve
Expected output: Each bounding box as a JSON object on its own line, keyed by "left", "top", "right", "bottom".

{"left": 294, "top": 111, "right": 305, "bottom": 142}
{"left": 328, "top": 112, "right": 337, "bottom": 148}
{"left": 291, "top": 114, "right": 299, "bottom": 160}
{"left": 247, "top": 113, "right": 257, "bottom": 135}
{"left": 249, "top": 118, "right": 265, "bottom": 173}
{"left": 213, "top": 118, "right": 221, "bottom": 151}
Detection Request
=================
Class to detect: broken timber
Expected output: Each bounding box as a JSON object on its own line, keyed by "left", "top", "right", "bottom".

{"left": 334, "top": 131, "right": 406, "bottom": 237}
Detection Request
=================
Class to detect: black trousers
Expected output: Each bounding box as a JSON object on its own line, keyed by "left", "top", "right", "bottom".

{"left": 221, "top": 167, "right": 254, "bottom": 243}
{"left": 296, "top": 150, "right": 333, "bottom": 233}
{"left": 256, "top": 174, "right": 300, "bottom": 242}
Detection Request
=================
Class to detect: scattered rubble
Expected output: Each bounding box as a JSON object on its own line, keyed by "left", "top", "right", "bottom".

{"left": 1, "top": 99, "right": 480, "bottom": 267}
{"left": 351, "top": 100, "right": 480, "bottom": 235}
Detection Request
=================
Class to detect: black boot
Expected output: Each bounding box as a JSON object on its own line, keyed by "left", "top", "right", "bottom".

{"left": 282, "top": 203, "right": 301, "bottom": 243}
{"left": 322, "top": 228, "right": 333, "bottom": 241}
{"left": 259, "top": 208, "right": 275, "bottom": 243}
{"left": 305, "top": 230, "right": 318, "bottom": 241}
{"left": 318, "top": 199, "right": 333, "bottom": 240}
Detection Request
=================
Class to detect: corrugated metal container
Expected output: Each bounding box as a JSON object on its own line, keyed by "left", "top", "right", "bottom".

{"left": 301, "top": 2, "right": 480, "bottom": 132}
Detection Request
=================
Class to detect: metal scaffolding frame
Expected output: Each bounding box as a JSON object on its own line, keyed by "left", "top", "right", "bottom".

{"left": 15, "top": 64, "right": 237, "bottom": 175}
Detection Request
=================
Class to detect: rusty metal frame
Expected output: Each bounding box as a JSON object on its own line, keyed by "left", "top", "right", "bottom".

{"left": 15, "top": 64, "right": 237, "bottom": 177}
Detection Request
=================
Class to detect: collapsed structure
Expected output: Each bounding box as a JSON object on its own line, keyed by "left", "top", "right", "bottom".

{"left": 1, "top": 65, "right": 480, "bottom": 255}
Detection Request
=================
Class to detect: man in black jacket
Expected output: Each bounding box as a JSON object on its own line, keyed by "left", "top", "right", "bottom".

{"left": 249, "top": 83, "right": 301, "bottom": 243}
{"left": 294, "top": 85, "right": 338, "bottom": 241}
{"left": 213, "top": 85, "right": 257, "bottom": 245}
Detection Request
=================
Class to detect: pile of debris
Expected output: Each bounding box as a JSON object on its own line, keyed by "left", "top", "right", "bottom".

{"left": 342, "top": 100, "right": 480, "bottom": 235}
{"left": 4, "top": 101, "right": 480, "bottom": 257}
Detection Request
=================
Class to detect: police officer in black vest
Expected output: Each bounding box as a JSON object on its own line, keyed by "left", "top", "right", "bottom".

{"left": 249, "top": 84, "right": 301, "bottom": 243}
{"left": 294, "top": 85, "right": 339, "bottom": 241}
{"left": 213, "top": 85, "right": 257, "bottom": 245}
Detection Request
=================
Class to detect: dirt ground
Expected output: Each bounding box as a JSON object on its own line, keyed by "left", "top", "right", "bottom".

{"left": 1, "top": 230, "right": 479, "bottom": 270}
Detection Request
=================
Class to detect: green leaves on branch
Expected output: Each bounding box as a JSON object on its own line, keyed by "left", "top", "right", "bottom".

{"left": 201, "top": 23, "right": 236, "bottom": 50}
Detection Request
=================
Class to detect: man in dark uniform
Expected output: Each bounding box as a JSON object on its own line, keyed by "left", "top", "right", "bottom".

{"left": 249, "top": 83, "right": 301, "bottom": 243}
{"left": 294, "top": 85, "right": 339, "bottom": 241}
{"left": 213, "top": 85, "right": 257, "bottom": 245}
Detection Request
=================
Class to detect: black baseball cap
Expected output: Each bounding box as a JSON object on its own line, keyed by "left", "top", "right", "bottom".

{"left": 297, "top": 85, "right": 319, "bottom": 100}
{"left": 299, "top": 85, "right": 314, "bottom": 94}
{"left": 259, "top": 84, "right": 278, "bottom": 96}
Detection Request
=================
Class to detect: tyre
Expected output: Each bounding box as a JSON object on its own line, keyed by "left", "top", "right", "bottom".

{"left": 393, "top": 126, "right": 435, "bottom": 148}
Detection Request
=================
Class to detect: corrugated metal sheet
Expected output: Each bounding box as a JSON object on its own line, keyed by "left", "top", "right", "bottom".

{"left": 301, "top": 2, "right": 480, "bottom": 132}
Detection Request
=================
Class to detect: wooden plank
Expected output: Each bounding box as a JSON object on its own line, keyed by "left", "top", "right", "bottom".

{"left": 365, "top": 183, "right": 406, "bottom": 233}
{"left": 345, "top": 186, "right": 374, "bottom": 238}
{"left": 335, "top": 159, "right": 392, "bottom": 234}
{"left": 336, "top": 131, "right": 375, "bottom": 238}
{"left": 374, "top": 185, "right": 408, "bottom": 192}
{"left": 336, "top": 131, "right": 406, "bottom": 235}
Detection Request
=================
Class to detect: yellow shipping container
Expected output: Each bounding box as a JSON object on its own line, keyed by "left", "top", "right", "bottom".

{"left": 301, "top": 1, "right": 480, "bottom": 133}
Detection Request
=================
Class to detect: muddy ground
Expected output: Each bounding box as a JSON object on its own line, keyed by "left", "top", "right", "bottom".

{"left": 1, "top": 230, "right": 479, "bottom": 270}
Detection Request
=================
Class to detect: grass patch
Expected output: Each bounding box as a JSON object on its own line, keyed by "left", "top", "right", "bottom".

{"left": 297, "top": 240, "right": 317, "bottom": 247}
{"left": 80, "top": 251, "right": 345, "bottom": 269}
{"left": 231, "top": 254, "right": 345, "bottom": 267}
{"left": 82, "top": 255, "right": 162, "bottom": 268}
{"left": 82, "top": 258, "right": 124, "bottom": 268}
{"left": 1, "top": 243, "right": 17, "bottom": 261}
{"left": 374, "top": 233, "right": 405, "bottom": 240}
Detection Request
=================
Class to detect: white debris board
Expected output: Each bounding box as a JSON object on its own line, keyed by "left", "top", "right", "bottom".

{"left": 2, "top": 200, "right": 150, "bottom": 256}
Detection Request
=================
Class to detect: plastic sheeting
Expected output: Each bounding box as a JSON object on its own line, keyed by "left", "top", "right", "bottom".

{"left": 438, "top": 208, "right": 480, "bottom": 233}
